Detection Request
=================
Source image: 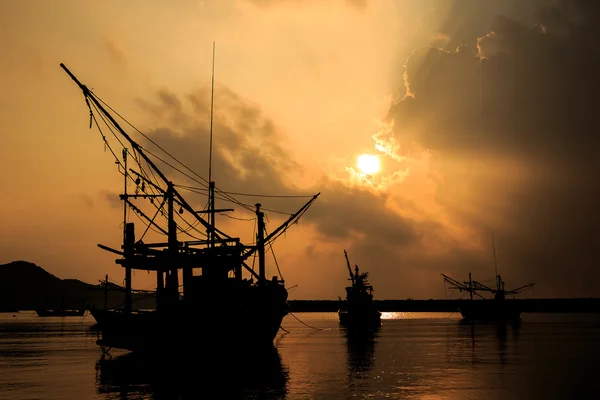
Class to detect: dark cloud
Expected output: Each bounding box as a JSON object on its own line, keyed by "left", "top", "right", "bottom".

{"left": 308, "top": 179, "right": 417, "bottom": 247}
{"left": 388, "top": 0, "right": 600, "bottom": 297}
{"left": 128, "top": 82, "right": 470, "bottom": 299}
{"left": 101, "top": 190, "right": 122, "bottom": 210}
{"left": 134, "top": 85, "right": 303, "bottom": 216}
{"left": 77, "top": 194, "right": 95, "bottom": 209}
{"left": 105, "top": 38, "right": 127, "bottom": 66}
{"left": 436, "top": 0, "right": 558, "bottom": 49}
{"left": 134, "top": 83, "right": 426, "bottom": 242}
{"left": 107, "top": 0, "right": 600, "bottom": 298}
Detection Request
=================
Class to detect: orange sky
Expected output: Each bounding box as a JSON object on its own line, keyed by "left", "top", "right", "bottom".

{"left": 2, "top": 0, "right": 598, "bottom": 299}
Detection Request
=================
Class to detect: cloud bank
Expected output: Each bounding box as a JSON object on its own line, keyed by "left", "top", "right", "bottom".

{"left": 387, "top": 0, "right": 600, "bottom": 296}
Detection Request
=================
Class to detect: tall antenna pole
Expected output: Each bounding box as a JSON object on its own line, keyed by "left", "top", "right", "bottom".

{"left": 208, "top": 41, "right": 216, "bottom": 248}
{"left": 209, "top": 41, "right": 215, "bottom": 184}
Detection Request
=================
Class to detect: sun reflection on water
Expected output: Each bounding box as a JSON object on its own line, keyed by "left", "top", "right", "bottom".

{"left": 381, "top": 312, "right": 461, "bottom": 320}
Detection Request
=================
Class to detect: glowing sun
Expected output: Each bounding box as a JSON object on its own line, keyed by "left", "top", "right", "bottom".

{"left": 357, "top": 154, "right": 381, "bottom": 175}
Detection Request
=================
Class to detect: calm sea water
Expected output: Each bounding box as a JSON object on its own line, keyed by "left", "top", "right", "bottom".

{"left": 1, "top": 311, "right": 599, "bottom": 399}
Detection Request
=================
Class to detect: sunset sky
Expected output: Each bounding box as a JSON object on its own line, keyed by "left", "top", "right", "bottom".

{"left": 1, "top": 0, "right": 598, "bottom": 300}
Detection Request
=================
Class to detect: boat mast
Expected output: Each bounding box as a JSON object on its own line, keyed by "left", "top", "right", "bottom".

{"left": 103, "top": 274, "right": 108, "bottom": 311}
{"left": 492, "top": 232, "right": 499, "bottom": 290}
{"left": 122, "top": 149, "right": 128, "bottom": 242}
{"left": 122, "top": 148, "right": 132, "bottom": 314}
{"left": 167, "top": 182, "right": 178, "bottom": 301}
{"left": 241, "top": 193, "right": 320, "bottom": 262}
{"left": 468, "top": 272, "right": 473, "bottom": 301}
{"left": 344, "top": 250, "right": 355, "bottom": 286}
{"left": 256, "top": 203, "right": 265, "bottom": 281}
{"left": 442, "top": 273, "right": 486, "bottom": 300}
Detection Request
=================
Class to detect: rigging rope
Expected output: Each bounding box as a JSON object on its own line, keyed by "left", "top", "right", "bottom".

{"left": 93, "top": 92, "right": 313, "bottom": 215}
{"left": 219, "top": 213, "right": 255, "bottom": 222}
{"left": 264, "top": 224, "right": 284, "bottom": 281}
{"left": 82, "top": 90, "right": 318, "bottom": 258}
{"left": 138, "top": 197, "right": 167, "bottom": 241}
{"left": 288, "top": 312, "right": 323, "bottom": 331}
{"left": 178, "top": 185, "right": 262, "bottom": 217}
{"left": 88, "top": 107, "right": 123, "bottom": 171}
{"left": 446, "top": 311, "right": 457, "bottom": 319}
{"left": 94, "top": 91, "right": 257, "bottom": 224}
{"left": 93, "top": 92, "right": 210, "bottom": 187}
{"left": 177, "top": 185, "right": 315, "bottom": 199}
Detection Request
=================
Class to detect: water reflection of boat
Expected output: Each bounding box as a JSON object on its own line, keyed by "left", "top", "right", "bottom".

{"left": 458, "top": 318, "right": 520, "bottom": 342}
{"left": 343, "top": 326, "right": 378, "bottom": 376}
{"left": 96, "top": 345, "right": 288, "bottom": 399}
{"left": 455, "top": 319, "right": 521, "bottom": 366}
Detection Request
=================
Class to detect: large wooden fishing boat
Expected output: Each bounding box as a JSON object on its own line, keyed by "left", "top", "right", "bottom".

{"left": 60, "top": 60, "right": 319, "bottom": 356}
{"left": 338, "top": 250, "right": 381, "bottom": 329}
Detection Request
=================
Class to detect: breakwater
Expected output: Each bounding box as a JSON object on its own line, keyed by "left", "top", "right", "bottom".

{"left": 288, "top": 298, "right": 600, "bottom": 313}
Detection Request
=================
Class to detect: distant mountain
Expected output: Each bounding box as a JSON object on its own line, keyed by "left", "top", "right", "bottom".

{"left": 0, "top": 261, "right": 155, "bottom": 311}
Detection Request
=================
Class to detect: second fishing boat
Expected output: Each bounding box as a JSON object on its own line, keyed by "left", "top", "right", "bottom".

{"left": 338, "top": 250, "right": 381, "bottom": 329}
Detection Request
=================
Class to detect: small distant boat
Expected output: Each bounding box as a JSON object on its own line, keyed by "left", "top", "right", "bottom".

{"left": 35, "top": 297, "right": 86, "bottom": 317}
{"left": 35, "top": 308, "right": 86, "bottom": 317}
{"left": 442, "top": 272, "right": 535, "bottom": 321}
{"left": 442, "top": 235, "right": 534, "bottom": 322}
{"left": 338, "top": 250, "right": 381, "bottom": 328}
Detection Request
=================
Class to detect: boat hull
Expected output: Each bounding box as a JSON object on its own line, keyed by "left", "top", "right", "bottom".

{"left": 458, "top": 300, "right": 522, "bottom": 321}
{"left": 91, "top": 307, "right": 286, "bottom": 354}
{"left": 90, "top": 282, "right": 289, "bottom": 355}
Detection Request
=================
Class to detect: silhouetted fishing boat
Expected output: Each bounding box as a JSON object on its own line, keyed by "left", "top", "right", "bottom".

{"left": 35, "top": 308, "right": 86, "bottom": 317}
{"left": 442, "top": 272, "right": 534, "bottom": 321}
{"left": 59, "top": 58, "right": 319, "bottom": 356}
{"left": 442, "top": 235, "right": 534, "bottom": 321}
{"left": 35, "top": 298, "right": 86, "bottom": 317}
{"left": 338, "top": 250, "right": 381, "bottom": 328}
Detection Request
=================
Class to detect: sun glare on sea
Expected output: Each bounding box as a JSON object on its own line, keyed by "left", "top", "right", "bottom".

{"left": 357, "top": 154, "right": 381, "bottom": 175}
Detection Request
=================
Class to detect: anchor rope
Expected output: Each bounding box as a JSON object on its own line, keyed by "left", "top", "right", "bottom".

{"left": 288, "top": 312, "right": 323, "bottom": 331}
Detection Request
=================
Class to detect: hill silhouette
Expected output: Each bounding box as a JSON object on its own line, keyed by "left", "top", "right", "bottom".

{"left": 0, "top": 261, "right": 155, "bottom": 311}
